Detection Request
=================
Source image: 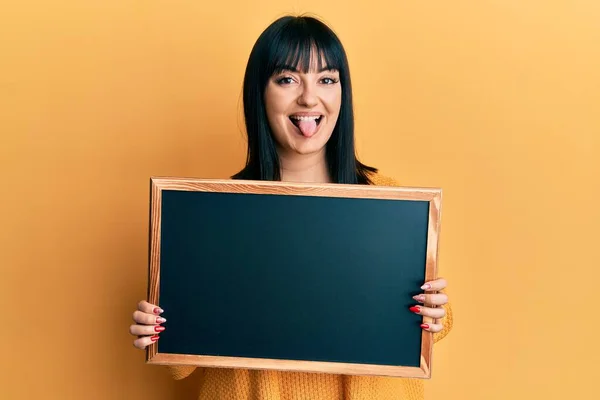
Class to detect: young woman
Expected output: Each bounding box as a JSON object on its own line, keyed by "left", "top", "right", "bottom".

{"left": 130, "top": 14, "right": 452, "bottom": 400}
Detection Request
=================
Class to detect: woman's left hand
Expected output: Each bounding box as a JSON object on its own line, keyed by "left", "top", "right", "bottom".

{"left": 410, "top": 278, "right": 448, "bottom": 333}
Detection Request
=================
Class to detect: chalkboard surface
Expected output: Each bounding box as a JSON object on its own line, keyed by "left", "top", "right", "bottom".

{"left": 146, "top": 178, "right": 442, "bottom": 378}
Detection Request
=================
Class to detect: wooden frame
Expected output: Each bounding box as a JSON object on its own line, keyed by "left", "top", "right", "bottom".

{"left": 146, "top": 177, "right": 442, "bottom": 379}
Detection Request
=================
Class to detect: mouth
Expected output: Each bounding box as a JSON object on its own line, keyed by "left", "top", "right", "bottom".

{"left": 288, "top": 115, "right": 323, "bottom": 137}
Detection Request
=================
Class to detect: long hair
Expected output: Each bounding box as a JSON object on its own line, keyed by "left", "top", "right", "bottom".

{"left": 232, "top": 15, "right": 377, "bottom": 184}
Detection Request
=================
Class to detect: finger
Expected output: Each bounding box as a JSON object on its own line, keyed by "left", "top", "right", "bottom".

{"left": 133, "top": 334, "right": 160, "bottom": 350}
{"left": 129, "top": 323, "right": 166, "bottom": 337}
{"left": 420, "top": 323, "right": 443, "bottom": 333}
{"left": 409, "top": 305, "right": 446, "bottom": 319}
{"left": 412, "top": 292, "right": 448, "bottom": 306}
{"left": 420, "top": 278, "right": 447, "bottom": 291}
{"left": 138, "top": 300, "right": 164, "bottom": 315}
{"left": 133, "top": 310, "right": 167, "bottom": 325}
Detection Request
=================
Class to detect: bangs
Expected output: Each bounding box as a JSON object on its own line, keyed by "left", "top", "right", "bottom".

{"left": 264, "top": 20, "right": 344, "bottom": 76}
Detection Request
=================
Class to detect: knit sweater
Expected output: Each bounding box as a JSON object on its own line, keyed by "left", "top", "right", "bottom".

{"left": 161, "top": 173, "right": 453, "bottom": 400}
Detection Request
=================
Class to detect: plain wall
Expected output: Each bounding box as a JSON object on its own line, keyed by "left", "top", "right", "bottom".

{"left": 1, "top": 1, "right": 599, "bottom": 399}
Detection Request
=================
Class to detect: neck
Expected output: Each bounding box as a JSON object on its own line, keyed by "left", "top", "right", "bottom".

{"left": 278, "top": 149, "right": 331, "bottom": 184}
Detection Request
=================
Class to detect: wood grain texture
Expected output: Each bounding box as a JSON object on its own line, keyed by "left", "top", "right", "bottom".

{"left": 148, "top": 353, "right": 430, "bottom": 378}
{"left": 150, "top": 176, "right": 440, "bottom": 201}
{"left": 420, "top": 189, "right": 442, "bottom": 377}
{"left": 146, "top": 179, "right": 163, "bottom": 362}
{"left": 145, "top": 177, "right": 442, "bottom": 378}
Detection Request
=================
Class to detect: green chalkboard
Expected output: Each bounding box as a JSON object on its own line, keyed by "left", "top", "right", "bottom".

{"left": 146, "top": 177, "right": 441, "bottom": 378}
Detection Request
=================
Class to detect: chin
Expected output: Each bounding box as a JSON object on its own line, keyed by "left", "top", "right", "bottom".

{"left": 287, "top": 130, "right": 332, "bottom": 155}
{"left": 291, "top": 144, "right": 326, "bottom": 156}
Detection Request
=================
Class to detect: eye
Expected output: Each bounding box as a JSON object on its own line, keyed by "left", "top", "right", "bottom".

{"left": 321, "top": 77, "right": 339, "bottom": 85}
{"left": 276, "top": 76, "right": 295, "bottom": 85}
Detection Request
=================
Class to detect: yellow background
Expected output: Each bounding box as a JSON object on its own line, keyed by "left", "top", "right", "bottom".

{"left": 1, "top": 1, "right": 599, "bottom": 399}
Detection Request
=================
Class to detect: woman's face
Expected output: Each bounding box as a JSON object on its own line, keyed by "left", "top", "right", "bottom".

{"left": 264, "top": 58, "right": 342, "bottom": 157}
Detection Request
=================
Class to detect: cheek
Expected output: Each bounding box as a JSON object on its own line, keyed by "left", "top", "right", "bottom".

{"left": 324, "top": 89, "right": 342, "bottom": 116}
{"left": 264, "top": 89, "right": 288, "bottom": 124}
{"left": 263, "top": 89, "right": 290, "bottom": 146}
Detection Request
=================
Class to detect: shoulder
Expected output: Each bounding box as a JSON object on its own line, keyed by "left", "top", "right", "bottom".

{"left": 366, "top": 171, "right": 401, "bottom": 187}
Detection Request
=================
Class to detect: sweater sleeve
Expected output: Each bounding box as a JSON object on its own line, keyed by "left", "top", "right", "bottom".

{"left": 370, "top": 172, "right": 454, "bottom": 343}
{"left": 433, "top": 302, "right": 453, "bottom": 343}
{"left": 165, "top": 365, "right": 198, "bottom": 380}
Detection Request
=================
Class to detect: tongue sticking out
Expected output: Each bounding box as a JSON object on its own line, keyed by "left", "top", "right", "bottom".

{"left": 296, "top": 119, "right": 318, "bottom": 137}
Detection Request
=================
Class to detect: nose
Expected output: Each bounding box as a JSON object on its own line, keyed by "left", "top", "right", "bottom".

{"left": 297, "top": 82, "right": 318, "bottom": 108}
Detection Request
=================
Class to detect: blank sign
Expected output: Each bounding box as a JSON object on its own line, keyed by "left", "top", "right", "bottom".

{"left": 145, "top": 177, "right": 442, "bottom": 378}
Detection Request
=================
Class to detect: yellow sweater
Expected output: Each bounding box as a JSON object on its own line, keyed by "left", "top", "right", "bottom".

{"left": 162, "top": 173, "right": 453, "bottom": 400}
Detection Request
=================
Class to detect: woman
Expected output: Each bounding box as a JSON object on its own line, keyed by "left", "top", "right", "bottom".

{"left": 130, "top": 14, "right": 452, "bottom": 400}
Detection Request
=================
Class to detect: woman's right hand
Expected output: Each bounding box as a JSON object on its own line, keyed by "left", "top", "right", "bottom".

{"left": 129, "top": 300, "right": 166, "bottom": 349}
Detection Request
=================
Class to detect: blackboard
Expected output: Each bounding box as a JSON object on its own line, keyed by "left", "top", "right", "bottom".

{"left": 145, "top": 177, "right": 442, "bottom": 378}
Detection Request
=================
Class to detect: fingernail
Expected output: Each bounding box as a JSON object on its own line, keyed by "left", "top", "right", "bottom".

{"left": 156, "top": 317, "right": 166, "bottom": 324}
{"left": 412, "top": 294, "right": 425, "bottom": 302}
{"left": 153, "top": 307, "right": 164, "bottom": 314}
{"left": 421, "top": 283, "right": 431, "bottom": 290}
{"left": 409, "top": 306, "right": 421, "bottom": 313}
{"left": 154, "top": 325, "right": 165, "bottom": 332}
{"left": 421, "top": 324, "right": 429, "bottom": 329}
{"left": 151, "top": 335, "right": 160, "bottom": 342}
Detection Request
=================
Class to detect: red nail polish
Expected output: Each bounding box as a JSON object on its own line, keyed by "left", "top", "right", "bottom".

{"left": 156, "top": 317, "right": 166, "bottom": 324}
{"left": 151, "top": 335, "right": 160, "bottom": 342}
{"left": 153, "top": 307, "right": 163, "bottom": 314}
{"left": 410, "top": 306, "right": 421, "bottom": 313}
{"left": 421, "top": 324, "right": 429, "bottom": 329}
{"left": 154, "top": 325, "right": 165, "bottom": 332}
